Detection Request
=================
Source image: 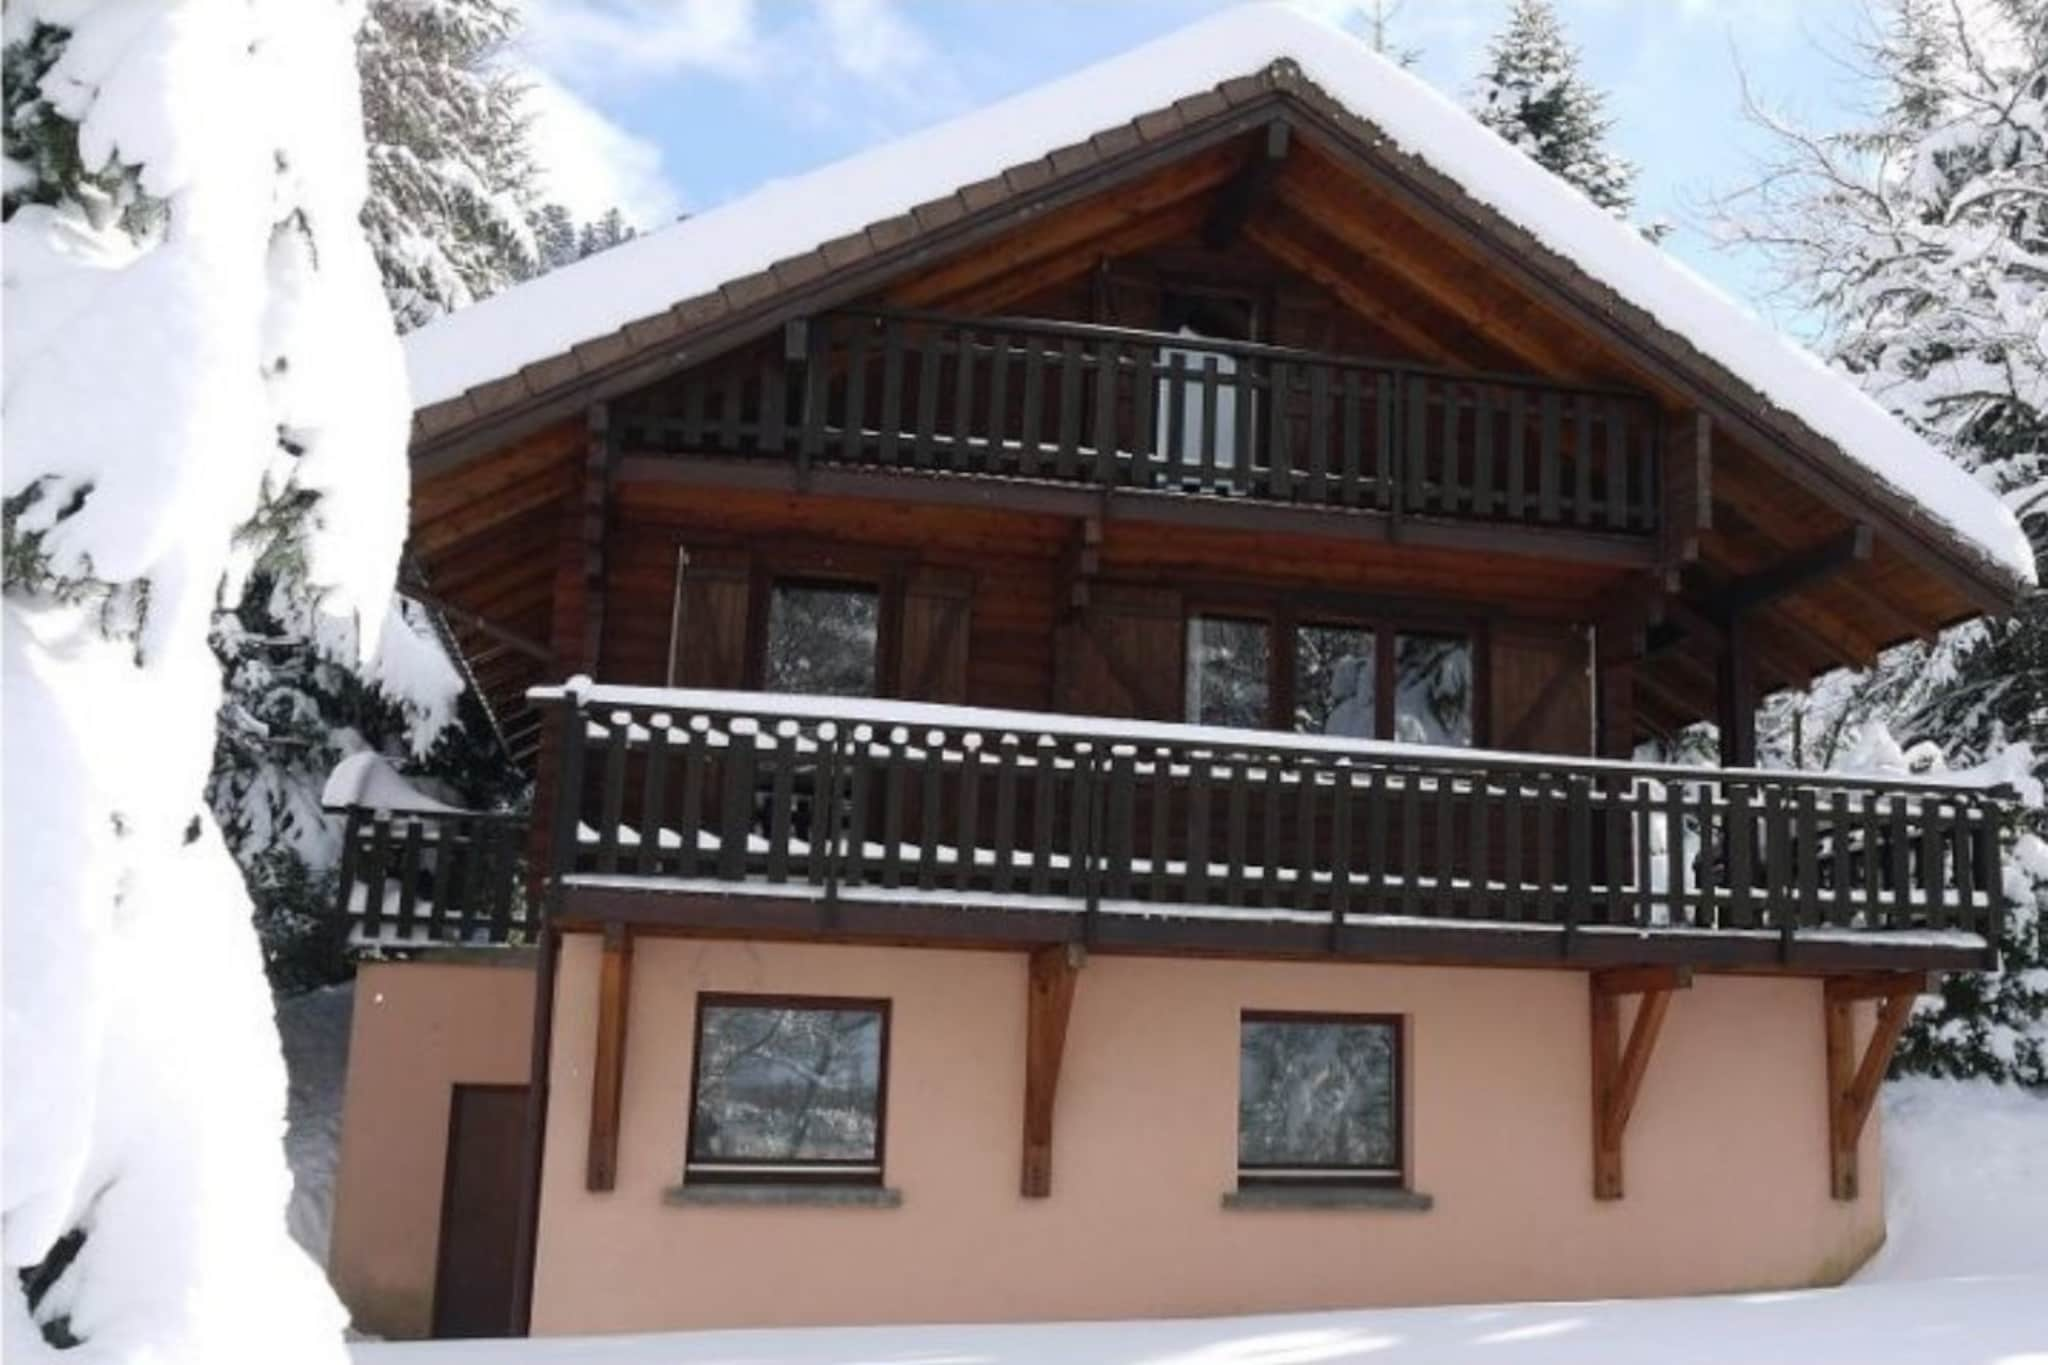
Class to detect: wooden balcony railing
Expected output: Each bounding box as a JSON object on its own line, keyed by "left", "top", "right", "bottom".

{"left": 621, "top": 310, "right": 1663, "bottom": 535}
{"left": 519, "top": 686, "right": 2006, "bottom": 966}
{"left": 332, "top": 807, "right": 534, "bottom": 947}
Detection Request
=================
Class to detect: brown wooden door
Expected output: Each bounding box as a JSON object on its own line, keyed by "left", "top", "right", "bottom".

{"left": 432, "top": 1084, "right": 528, "bottom": 1340}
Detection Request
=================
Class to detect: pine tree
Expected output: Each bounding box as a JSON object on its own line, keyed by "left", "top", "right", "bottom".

{"left": 4, "top": 1, "right": 403, "bottom": 1351}
{"left": 357, "top": 0, "right": 539, "bottom": 332}
{"left": 531, "top": 200, "right": 640, "bottom": 272}
{"left": 209, "top": 0, "right": 587, "bottom": 991}
{"left": 1724, "top": 0, "right": 2048, "bottom": 1085}
{"left": 1470, "top": 0, "right": 1638, "bottom": 218}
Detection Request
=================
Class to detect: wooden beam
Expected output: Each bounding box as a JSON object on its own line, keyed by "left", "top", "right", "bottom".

{"left": 406, "top": 585, "right": 552, "bottom": 664}
{"left": 1202, "top": 119, "right": 1290, "bottom": 248}
{"left": 1244, "top": 215, "right": 1473, "bottom": 369}
{"left": 1825, "top": 973, "right": 1922, "bottom": 1200}
{"left": 614, "top": 454, "right": 1658, "bottom": 571}
{"left": 1660, "top": 410, "right": 1711, "bottom": 569}
{"left": 1021, "top": 942, "right": 1085, "bottom": 1197}
{"left": 1590, "top": 965, "right": 1692, "bottom": 1199}
{"left": 586, "top": 923, "right": 633, "bottom": 1192}
{"left": 1720, "top": 525, "right": 1873, "bottom": 616}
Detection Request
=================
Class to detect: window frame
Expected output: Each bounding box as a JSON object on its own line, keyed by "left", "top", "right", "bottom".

{"left": 751, "top": 572, "right": 891, "bottom": 699}
{"left": 683, "top": 992, "right": 893, "bottom": 1187}
{"left": 1236, "top": 1009, "right": 1409, "bottom": 1190}
{"left": 1182, "top": 595, "right": 1488, "bottom": 746}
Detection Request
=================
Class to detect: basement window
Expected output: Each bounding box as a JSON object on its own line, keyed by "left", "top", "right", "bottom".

{"left": 1237, "top": 1012, "right": 1404, "bottom": 1188}
{"left": 763, "top": 581, "right": 879, "bottom": 698}
{"left": 685, "top": 995, "right": 890, "bottom": 1185}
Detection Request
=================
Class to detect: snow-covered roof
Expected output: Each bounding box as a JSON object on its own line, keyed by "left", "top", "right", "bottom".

{"left": 320, "top": 750, "right": 460, "bottom": 814}
{"left": 405, "top": 3, "right": 2033, "bottom": 589}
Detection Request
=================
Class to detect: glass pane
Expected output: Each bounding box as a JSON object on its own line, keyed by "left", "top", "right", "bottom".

{"left": 691, "top": 1004, "right": 883, "bottom": 1164}
{"left": 1294, "top": 625, "right": 1375, "bottom": 738}
{"left": 1393, "top": 633, "right": 1473, "bottom": 748}
{"left": 1239, "top": 1018, "right": 1398, "bottom": 1171}
{"left": 1155, "top": 328, "right": 1241, "bottom": 472}
{"left": 765, "top": 584, "right": 878, "bottom": 698}
{"left": 1186, "top": 615, "right": 1269, "bottom": 728}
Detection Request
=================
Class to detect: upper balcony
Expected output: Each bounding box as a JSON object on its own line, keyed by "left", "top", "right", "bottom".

{"left": 614, "top": 309, "right": 1664, "bottom": 561}
{"left": 334, "top": 686, "right": 2008, "bottom": 976}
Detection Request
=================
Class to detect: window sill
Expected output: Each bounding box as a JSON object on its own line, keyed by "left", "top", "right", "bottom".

{"left": 663, "top": 1182, "right": 903, "bottom": 1209}
{"left": 1221, "top": 1185, "right": 1433, "bottom": 1213}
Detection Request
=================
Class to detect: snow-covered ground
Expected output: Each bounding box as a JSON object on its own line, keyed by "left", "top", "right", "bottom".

{"left": 334, "top": 1072, "right": 2047, "bottom": 1365}
{"left": 282, "top": 983, "right": 356, "bottom": 1266}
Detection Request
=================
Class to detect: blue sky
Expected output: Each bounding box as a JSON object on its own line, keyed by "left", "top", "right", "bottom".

{"left": 517, "top": 0, "right": 1880, "bottom": 332}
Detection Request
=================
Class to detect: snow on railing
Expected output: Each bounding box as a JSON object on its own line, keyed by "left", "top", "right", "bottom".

{"left": 533, "top": 687, "right": 2012, "bottom": 959}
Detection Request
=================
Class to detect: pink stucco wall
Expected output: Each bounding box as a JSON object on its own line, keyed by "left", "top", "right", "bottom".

{"left": 329, "top": 956, "right": 534, "bottom": 1340}
{"left": 532, "top": 937, "right": 1886, "bottom": 1335}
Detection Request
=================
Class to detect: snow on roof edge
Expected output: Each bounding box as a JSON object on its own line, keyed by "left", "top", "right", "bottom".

{"left": 404, "top": 3, "right": 2033, "bottom": 587}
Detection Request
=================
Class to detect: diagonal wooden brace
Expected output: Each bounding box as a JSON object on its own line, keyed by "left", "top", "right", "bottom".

{"left": 1824, "top": 973, "right": 1927, "bottom": 1201}
{"left": 1590, "top": 965, "right": 1692, "bottom": 1200}
{"left": 1021, "top": 942, "right": 1085, "bottom": 1198}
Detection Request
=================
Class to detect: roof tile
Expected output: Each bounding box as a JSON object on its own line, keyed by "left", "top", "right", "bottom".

{"left": 415, "top": 397, "right": 474, "bottom": 441}
{"left": 910, "top": 193, "right": 969, "bottom": 232}
{"left": 720, "top": 270, "right": 779, "bottom": 312}
{"left": 1133, "top": 107, "right": 1186, "bottom": 142}
{"left": 622, "top": 310, "right": 683, "bottom": 350}
{"left": 818, "top": 229, "right": 876, "bottom": 270}
{"left": 519, "top": 351, "right": 587, "bottom": 397}
{"left": 1089, "top": 123, "right": 1143, "bottom": 160}
{"left": 670, "top": 291, "right": 731, "bottom": 329}
{"left": 1002, "top": 158, "right": 1056, "bottom": 195}
{"left": 1047, "top": 140, "right": 1099, "bottom": 177}
{"left": 569, "top": 330, "right": 633, "bottom": 372}
{"left": 864, "top": 215, "right": 918, "bottom": 253}
{"left": 1172, "top": 89, "right": 1230, "bottom": 124}
{"left": 958, "top": 174, "right": 1012, "bottom": 213}
{"left": 469, "top": 371, "right": 533, "bottom": 414}
{"left": 770, "top": 250, "right": 829, "bottom": 291}
{"left": 1215, "top": 73, "right": 1266, "bottom": 105}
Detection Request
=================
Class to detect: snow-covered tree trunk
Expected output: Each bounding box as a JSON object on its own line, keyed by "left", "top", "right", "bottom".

{"left": 3, "top": 1, "right": 409, "bottom": 1355}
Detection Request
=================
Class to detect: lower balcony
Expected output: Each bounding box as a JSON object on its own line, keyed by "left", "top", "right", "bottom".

{"left": 334, "top": 686, "right": 2011, "bottom": 975}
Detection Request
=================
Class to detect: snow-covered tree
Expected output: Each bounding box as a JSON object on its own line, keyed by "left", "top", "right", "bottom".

{"left": 1721, "top": 0, "right": 2048, "bottom": 1085}
{"left": 1470, "top": 0, "right": 1638, "bottom": 218}
{"left": 357, "top": 0, "right": 537, "bottom": 332}
{"left": 531, "top": 201, "right": 639, "bottom": 272}
{"left": 3, "top": 0, "right": 409, "bottom": 1354}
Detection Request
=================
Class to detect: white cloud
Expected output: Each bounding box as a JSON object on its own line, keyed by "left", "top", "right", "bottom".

{"left": 521, "top": 69, "right": 682, "bottom": 227}
{"left": 522, "top": 0, "right": 764, "bottom": 83}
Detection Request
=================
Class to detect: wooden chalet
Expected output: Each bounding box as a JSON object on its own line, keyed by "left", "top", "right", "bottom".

{"left": 324, "top": 8, "right": 2032, "bottom": 1344}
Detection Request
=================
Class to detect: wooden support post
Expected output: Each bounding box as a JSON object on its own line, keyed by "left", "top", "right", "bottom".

{"left": 1590, "top": 965, "right": 1692, "bottom": 1200}
{"left": 1659, "top": 410, "right": 1711, "bottom": 570}
{"left": 1021, "top": 942, "right": 1085, "bottom": 1198}
{"left": 1716, "top": 613, "right": 1757, "bottom": 768}
{"left": 586, "top": 923, "right": 633, "bottom": 1192}
{"left": 1824, "top": 972, "right": 1922, "bottom": 1201}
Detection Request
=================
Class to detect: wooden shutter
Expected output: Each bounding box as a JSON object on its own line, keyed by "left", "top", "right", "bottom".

{"left": 1491, "top": 622, "right": 1593, "bottom": 756}
{"left": 669, "top": 554, "right": 751, "bottom": 689}
{"left": 896, "top": 567, "right": 972, "bottom": 703}
{"left": 1059, "top": 585, "right": 1184, "bottom": 721}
